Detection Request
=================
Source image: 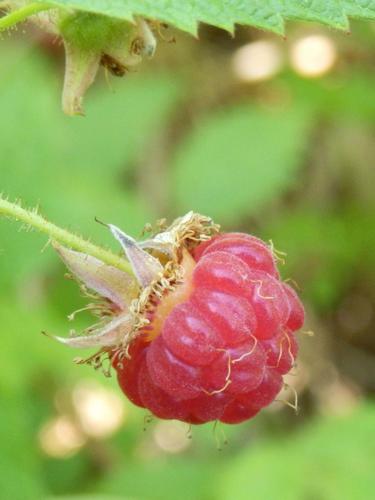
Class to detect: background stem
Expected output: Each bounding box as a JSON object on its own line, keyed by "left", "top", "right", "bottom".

{"left": 0, "top": 2, "right": 52, "bottom": 31}
{"left": 0, "top": 196, "right": 134, "bottom": 275}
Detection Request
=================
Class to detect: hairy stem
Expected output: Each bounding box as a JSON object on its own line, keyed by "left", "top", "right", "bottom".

{"left": 0, "top": 2, "right": 52, "bottom": 31}
{"left": 0, "top": 196, "right": 134, "bottom": 275}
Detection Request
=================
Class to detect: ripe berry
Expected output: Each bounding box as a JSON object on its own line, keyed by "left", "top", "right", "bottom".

{"left": 114, "top": 230, "right": 305, "bottom": 424}
{"left": 55, "top": 214, "right": 304, "bottom": 425}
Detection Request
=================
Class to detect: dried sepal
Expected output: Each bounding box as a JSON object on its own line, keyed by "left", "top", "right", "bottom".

{"left": 53, "top": 312, "right": 134, "bottom": 348}
{"left": 58, "top": 13, "right": 157, "bottom": 115}
{"left": 108, "top": 224, "right": 163, "bottom": 288}
{"left": 139, "top": 211, "right": 220, "bottom": 258}
{"left": 62, "top": 40, "right": 100, "bottom": 116}
{"left": 52, "top": 212, "right": 219, "bottom": 361}
{"left": 53, "top": 242, "right": 138, "bottom": 310}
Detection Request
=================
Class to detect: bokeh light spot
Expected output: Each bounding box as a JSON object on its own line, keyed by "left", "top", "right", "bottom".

{"left": 232, "top": 40, "right": 283, "bottom": 82}
{"left": 290, "top": 34, "right": 337, "bottom": 77}
{"left": 153, "top": 420, "right": 191, "bottom": 454}
{"left": 73, "top": 380, "right": 126, "bottom": 438}
{"left": 39, "top": 416, "right": 86, "bottom": 458}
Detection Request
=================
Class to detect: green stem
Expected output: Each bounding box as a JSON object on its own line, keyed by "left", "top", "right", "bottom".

{"left": 0, "top": 2, "right": 52, "bottom": 31}
{"left": 0, "top": 196, "right": 134, "bottom": 276}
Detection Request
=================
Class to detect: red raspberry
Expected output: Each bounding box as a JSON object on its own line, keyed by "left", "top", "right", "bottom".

{"left": 115, "top": 232, "right": 304, "bottom": 424}
{"left": 220, "top": 369, "right": 283, "bottom": 424}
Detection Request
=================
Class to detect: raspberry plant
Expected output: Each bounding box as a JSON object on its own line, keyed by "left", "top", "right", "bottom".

{"left": 0, "top": 197, "right": 304, "bottom": 424}
{"left": 0, "top": 2, "right": 373, "bottom": 498}
{"left": 1, "top": 0, "right": 371, "bottom": 428}
{"left": 0, "top": 0, "right": 374, "bottom": 114}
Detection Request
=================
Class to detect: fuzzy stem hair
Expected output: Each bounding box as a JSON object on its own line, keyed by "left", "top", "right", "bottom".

{"left": 0, "top": 195, "right": 134, "bottom": 276}
{"left": 0, "top": 2, "right": 53, "bottom": 31}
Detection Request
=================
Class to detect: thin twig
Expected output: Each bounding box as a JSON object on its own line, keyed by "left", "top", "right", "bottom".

{"left": 0, "top": 2, "right": 52, "bottom": 31}
{"left": 0, "top": 195, "right": 134, "bottom": 276}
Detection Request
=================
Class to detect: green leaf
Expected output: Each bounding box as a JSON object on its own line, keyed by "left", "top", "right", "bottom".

{"left": 0, "top": 43, "right": 181, "bottom": 287}
{"left": 0, "top": 300, "right": 72, "bottom": 392}
{"left": 41, "top": 0, "right": 375, "bottom": 35}
{"left": 48, "top": 497, "right": 129, "bottom": 500}
{"left": 217, "top": 404, "right": 375, "bottom": 500}
{"left": 266, "top": 209, "right": 375, "bottom": 310}
{"left": 0, "top": 392, "right": 46, "bottom": 499}
{"left": 98, "top": 458, "right": 217, "bottom": 500}
{"left": 172, "top": 103, "right": 314, "bottom": 224}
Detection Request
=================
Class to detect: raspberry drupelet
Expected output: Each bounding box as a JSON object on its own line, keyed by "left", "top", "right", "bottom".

{"left": 54, "top": 213, "right": 304, "bottom": 425}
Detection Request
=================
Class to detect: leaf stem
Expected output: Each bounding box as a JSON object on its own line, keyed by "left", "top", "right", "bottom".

{"left": 0, "top": 2, "right": 52, "bottom": 31}
{"left": 0, "top": 196, "right": 134, "bottom": 276}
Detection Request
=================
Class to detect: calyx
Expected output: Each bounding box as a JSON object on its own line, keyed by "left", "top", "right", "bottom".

{"left": 52, "top": 212, "right": 220, "bottom": 367}
{"left": 4, "top": 3, "right": 157, "bottom": 115}
{"left": 58, "top": 13, "right": 157, "bottom": 115}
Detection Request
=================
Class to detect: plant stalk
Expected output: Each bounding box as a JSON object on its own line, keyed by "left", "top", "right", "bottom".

{"left": 0, "top": 196, "right": 134, "bottom": 275}
{"left": 0, "top": 2, "right": 52, "bottom": 31}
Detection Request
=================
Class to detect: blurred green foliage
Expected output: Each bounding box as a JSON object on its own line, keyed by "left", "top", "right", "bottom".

{"left": 173, "top": 103, "right": 314, "bottom": 222}
{"left": 0, "top": 19, "right": 374, "bottom": 500}
{"left": 218, "top": 404, "right": 375, "bottom": 500}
